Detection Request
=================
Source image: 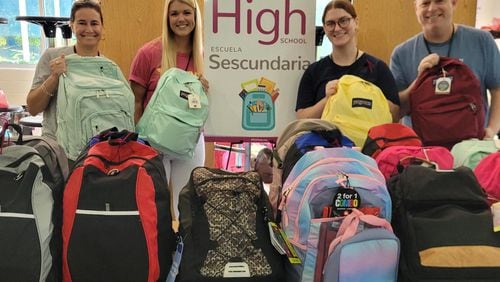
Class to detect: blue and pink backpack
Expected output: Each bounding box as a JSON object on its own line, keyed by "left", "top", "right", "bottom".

{"left": 279, "top": 147, "right": 398, "bottom": 281}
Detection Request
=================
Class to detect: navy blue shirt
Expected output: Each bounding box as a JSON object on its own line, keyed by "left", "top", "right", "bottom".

{"left": 296, "top": 53, "right": 400, "bottom": 111}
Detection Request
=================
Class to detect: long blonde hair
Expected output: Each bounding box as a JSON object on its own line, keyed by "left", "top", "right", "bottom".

{"left": 161, "top": 0, "right": 204, "bottom": 75}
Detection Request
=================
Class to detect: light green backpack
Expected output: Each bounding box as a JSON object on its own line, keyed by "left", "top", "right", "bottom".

{"left": 136, "top": 68, "right": 208, "bottom": 159}
{"left": 57, "top": 54, "right": 135, "bottom": 160}
{"left": 451, "top": 139, "right": 500, "bottom": 169}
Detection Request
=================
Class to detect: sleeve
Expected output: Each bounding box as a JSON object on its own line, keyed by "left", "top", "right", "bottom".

{"left": 389, "top": 46, "right": 411, "bottom": 92}
{"left": 375, "top": 60, "right": 401, "bottom": 106}
{"left": 129, "top": 45, "right": 152, "bottom": 88}
{"left": 482, "top": 32, "right": 500, "bottom": 90}
{"left": 295, "top": 66, "right": 318, "bottom": 111}
{"left": 31, "top": 49, "right": 53, "bottom": 90}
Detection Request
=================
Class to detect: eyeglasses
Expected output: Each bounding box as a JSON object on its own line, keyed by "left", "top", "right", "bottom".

{"left": 324, "top": 17, "right": 353, "bottom": 30}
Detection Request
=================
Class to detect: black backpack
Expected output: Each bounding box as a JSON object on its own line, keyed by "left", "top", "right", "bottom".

{"left": 62, "top": 129, "right": 175, "bottom": 281}
{"left": 177, "top": 167, "right": 285, "bottom": 282}
{"left": 1, "top": 124, "right": 68, "bottom": 282}
{"left": 388, "top": 165, "right": 500, "bottom": 282}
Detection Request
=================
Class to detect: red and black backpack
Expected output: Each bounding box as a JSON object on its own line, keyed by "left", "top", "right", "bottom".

{"left": 62, "top": 129, "right": 175, "bottom": 282}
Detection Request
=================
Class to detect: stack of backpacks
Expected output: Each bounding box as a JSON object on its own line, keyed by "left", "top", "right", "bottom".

{"left": 1, "top": 57, "right": 499, "bottom": 281}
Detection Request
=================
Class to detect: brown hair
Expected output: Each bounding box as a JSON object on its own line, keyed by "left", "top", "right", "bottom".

{"left": 70, "top": 0, "right": 103, "bottom": 24}
{"left": 322, "top": 0, "right": 357, "bottom": 24}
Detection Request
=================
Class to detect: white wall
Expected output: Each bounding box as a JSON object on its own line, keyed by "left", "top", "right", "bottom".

{"left": 0, "top": 67, "right": 35, "bottom": 106}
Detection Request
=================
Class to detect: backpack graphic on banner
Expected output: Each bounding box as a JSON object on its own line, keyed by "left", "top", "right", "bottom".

{"left": 240, "top": 77, "right": 278, "bottom": 131}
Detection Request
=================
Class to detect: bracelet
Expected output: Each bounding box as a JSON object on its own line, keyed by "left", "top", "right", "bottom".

{"left": 41, "top": 82, "right": 54, "bottom": 97}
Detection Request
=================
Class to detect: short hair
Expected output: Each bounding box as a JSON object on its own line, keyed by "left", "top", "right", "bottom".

{"left": 70, "top": 0, "right": 103, "bottom": 24}
{"left": 322, "top": 0, "right": 357, "bottom": 24}
{"left": 254, "top": 148, "right": 273, "bottom": 168}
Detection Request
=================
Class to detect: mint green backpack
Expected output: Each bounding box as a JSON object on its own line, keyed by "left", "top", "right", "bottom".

{"left": 136, "top": 68, "right": 208, "bottom": 159}
{"left": 57, "top": 54, "right": 135, "bottom": 160}
{"left": 451, "top": 139, "right": 500, "bottom": 169}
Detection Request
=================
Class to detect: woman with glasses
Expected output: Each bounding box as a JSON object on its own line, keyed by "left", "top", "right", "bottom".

{"left": 295, "top": 0, "right": 400, "bottom": 121}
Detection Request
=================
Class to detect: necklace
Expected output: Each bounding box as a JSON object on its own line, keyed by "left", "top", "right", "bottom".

{"left": 330, "top": 48, "right": 359, "bottom": 65}
{"left": 424, "top": 24, "right": 455, "bottom": 57}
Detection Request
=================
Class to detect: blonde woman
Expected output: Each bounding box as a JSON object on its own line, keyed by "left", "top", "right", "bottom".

{"left": 129, "top": 0, "right": 208, "bottom": 219}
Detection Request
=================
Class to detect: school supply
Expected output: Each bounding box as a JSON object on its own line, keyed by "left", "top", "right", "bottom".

{"left": 279, "top": 147, "right": 391, "bottom": 281}
{"left": 362, "top": 123, "right": 422, "bottom": 158}
{"left": 56, "top": 54, "right": 135, "bottom": 160}
{"left": 451, "top": 139, "right": 499, "bottom": 169}
{"left": 388, "top": 165, "right": 500, "bottom": 282}
{"left": 176, "top": 167, "right": 285, "bottom": 282}
{"left": 1, "top": 124, "right": 68, "bottom": 282}
{"left": 281, "top": 129, "right": 343, "bottom": 188}
{"left": 474, "top": 152, "right": 500, "bottom": 204}
{"left": 269, "top": 119, "right": 342, "bottom": 220}
{"left": 321, "top": 209, "right": 399, "bottom": 282}
{"left": 375, "top": 145, "right": 454, "bottom": 180}
{"left": 242, "top": 90, "right": 275, "bottom": 130}
{"left": 321, "top": 74, "right": 392, "bottom": 147}
{"left": 62, "top": 129, "right": 175, "bottom": 282}
{"left": 409, "top": 57, "right": 485, "bottom": 149}
{"left": 136, "top": 67, "right": 208, "bottom": 159}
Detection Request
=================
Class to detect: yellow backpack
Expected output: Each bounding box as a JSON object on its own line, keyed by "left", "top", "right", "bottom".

{"left": 321, "top": 75, "right": 392, "bottom": 146}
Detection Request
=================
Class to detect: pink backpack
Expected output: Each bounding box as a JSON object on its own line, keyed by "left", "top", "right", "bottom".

{"left": 375, "top": 145, "right": 454, "bottom": 180}
{"left": 474, "top": 152, "right": 500, "bottom": 203}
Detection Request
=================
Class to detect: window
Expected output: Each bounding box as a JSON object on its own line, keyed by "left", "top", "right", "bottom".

{"left": 0, "top": 0, "right": 74, "bottom": 65}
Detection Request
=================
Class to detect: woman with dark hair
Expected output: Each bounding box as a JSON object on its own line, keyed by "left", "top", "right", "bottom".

{"left": 296, "top": 0, "right": 400, "bottom": 121}
{"left": 26, "top": 0, "right": 106, "bottom": 140}
{"left": 254, "top": 147, "right": 273, "bottom": 187}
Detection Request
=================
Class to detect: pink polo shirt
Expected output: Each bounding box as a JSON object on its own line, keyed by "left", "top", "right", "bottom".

{"left": 129, "top": 38, "right": 195, "bottom": 108}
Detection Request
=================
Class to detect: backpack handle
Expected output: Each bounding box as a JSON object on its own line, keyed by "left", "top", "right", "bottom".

{"left": 397, "top": 155, "right": 437, "bottom": 173}
{"left": 107, "top": 130, "right": 139, "bottom": 145}
{"left": 1, "top": 123, "right": 23, "bottom": 147}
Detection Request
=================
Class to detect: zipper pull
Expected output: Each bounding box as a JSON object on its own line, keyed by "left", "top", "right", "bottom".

{"left": 469, "top": 103, "right": 477, "bottom": 113}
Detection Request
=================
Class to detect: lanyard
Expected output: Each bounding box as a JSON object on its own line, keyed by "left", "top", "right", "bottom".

{"left": 184, "top": 53, "right": 192, "bottom": 71}
{"left": 424, "top": 25, "right": 455, "bottom": 57}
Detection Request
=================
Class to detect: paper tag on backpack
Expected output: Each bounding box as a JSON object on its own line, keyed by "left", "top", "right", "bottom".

{"left": 434, "top": 76, "right": 452, "bottom": 94}
{"left": 494, "top": 139, "right": 500, "bottom": 149}
{"left": 188, "top": 94, "right": 201, "bottom": 109}
{"left": 268, "top": 222, "right": 301, "bottom": 264}
{"left": 332, "top": 188, "right": 360, "bottom": 216}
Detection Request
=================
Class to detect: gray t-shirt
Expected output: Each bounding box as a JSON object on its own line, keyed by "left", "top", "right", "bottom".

{"left": 30, "top": 46, "right": 75, "bottom": 140}
{"left": 390, "top": 25, "right": 500, "bottom": 110}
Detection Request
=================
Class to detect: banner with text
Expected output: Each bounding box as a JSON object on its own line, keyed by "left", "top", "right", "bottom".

{"left": 203, "top": 0, "right": 316, "bottom": 140}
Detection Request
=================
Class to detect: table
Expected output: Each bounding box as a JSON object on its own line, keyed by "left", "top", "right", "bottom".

{"left": 0, "top": 105, "right": 24, "bottom": 113}
{"left": 19, "top": 115, "right": 43, "bottom": 128}
{"left": 15, "top": 16, "right": 71, "bottom": 47}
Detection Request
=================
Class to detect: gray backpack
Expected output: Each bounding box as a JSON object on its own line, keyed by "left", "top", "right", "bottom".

{"left": 57, "top": 54, "right": 135, "bottom": 160}
{"left": 0, "top": 125, "right": 68, "bottom": 282}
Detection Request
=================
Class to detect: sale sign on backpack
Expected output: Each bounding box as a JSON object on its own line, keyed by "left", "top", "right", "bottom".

{"left": 409, "top": 57, "right": 485, "bottom": 149}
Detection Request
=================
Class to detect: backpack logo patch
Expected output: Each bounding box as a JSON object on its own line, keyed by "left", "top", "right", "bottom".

{"left": 352, "top": 98, "right": 373, "bottom": 109}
